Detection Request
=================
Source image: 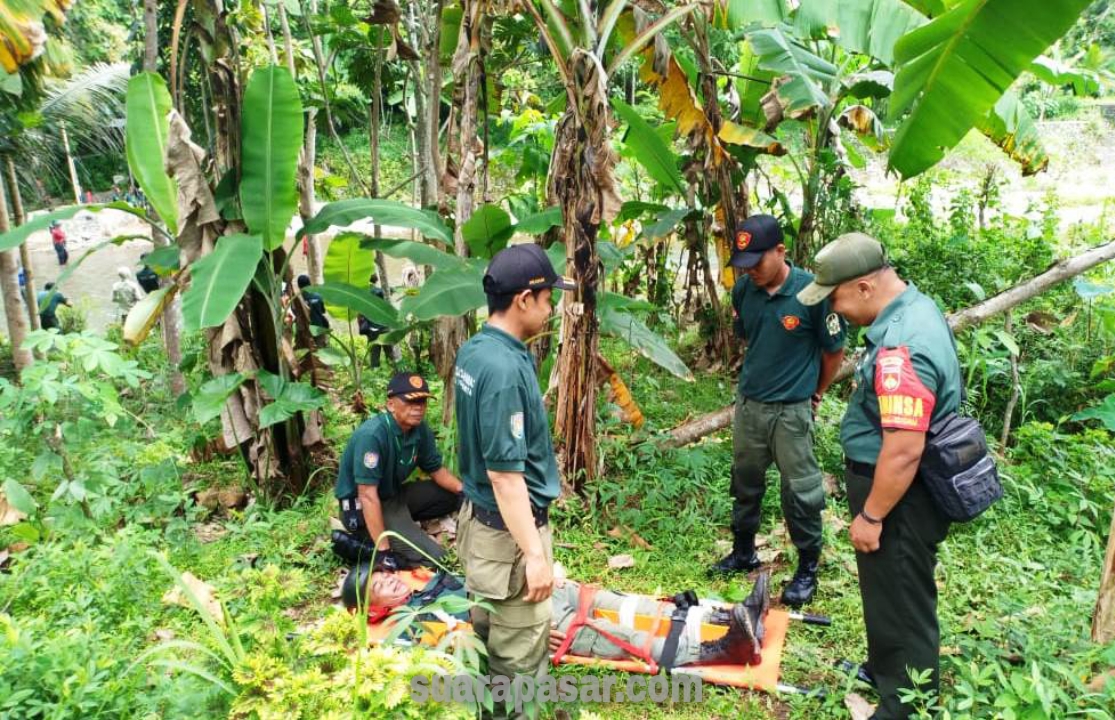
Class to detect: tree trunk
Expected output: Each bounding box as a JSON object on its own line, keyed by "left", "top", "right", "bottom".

{"left": 301, "top": 0, "right": 371, "bottom": 196}
{"left": 550, "top": 50, "right": 621, "bottom": 490}
{"left": 280, "top": 0, "right": 323, "bottom": 285}
{"left": 60, "top": 122, "right": 82, "bottom": 204}
{"left": 144, "top": 0, "right": 159, "bottom": 71}
{"left": 1093, "top": 504, "right": 1115, "bottom": 643}
{"left": 999, "top": 312, "right": 1021, "bottom": 448}
{"left": 665, "top": 239, "right": 1115, "bottom": 447}
{"left": 5, "top": 157, "right": 39, "bottom": 330}
{"left": 430, "top": 0, "right": 485, "bottom": 424}
{"left": 143, "top": 0, "right": 185, "bottom": 397}
{"left": 0, "top": 172, "right": 32, "bottom": 373}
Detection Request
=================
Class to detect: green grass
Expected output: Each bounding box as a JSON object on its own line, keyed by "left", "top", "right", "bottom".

{"left": 1, "top": 330, "right": 1113, "bottom": 718}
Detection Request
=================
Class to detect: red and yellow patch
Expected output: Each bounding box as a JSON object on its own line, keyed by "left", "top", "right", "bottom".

{"left": 781, "top": 315, "right": 801, "bottom": 331}
{"left": 874, "top": 346, "right": 936, "bottom": 432}
{"left": 408, "top": 375, "right": 424, "bottom": 389}
{"left": 735, "top": 230, "right": 752, "bottom": 251}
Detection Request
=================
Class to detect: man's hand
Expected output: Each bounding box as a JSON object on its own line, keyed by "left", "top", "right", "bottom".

{"left": 548, "top": 626, "right": 567, "bottom": 653}
{"left": 523, "top": 552, "right": 554, "bottom": 602}
{"left": 849, "top": 514, "right": 882, "bottom": 553}
{"left": 811, "top": 392, "right": 822, "bottom": 418}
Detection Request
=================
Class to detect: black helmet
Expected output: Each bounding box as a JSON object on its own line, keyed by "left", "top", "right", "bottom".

{"left": 341, "top": 561, "right": 373, "bottom": 610}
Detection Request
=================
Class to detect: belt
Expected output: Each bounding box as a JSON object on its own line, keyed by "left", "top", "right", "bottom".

{"left": 471, "top": 502, "right": 548, "bottom": 531}
{"left": 845, "top": 459, "right": 876, "bottom": 477}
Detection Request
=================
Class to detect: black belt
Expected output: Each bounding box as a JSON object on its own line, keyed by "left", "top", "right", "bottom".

{"left": 845, "top": 459, "right": 876, "bottom": 477}
{"left": 471, "top": 502, "right": 548, "bottom": 531}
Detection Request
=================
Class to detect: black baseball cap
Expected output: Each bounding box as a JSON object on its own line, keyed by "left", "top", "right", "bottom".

{"left": 386, "top": 372, "right": 433, "bottom": 401}
{"left": 483, "top": 244, "right": 577, "bottom": 295}
{"left": 729, "top": 214, "right": 784, "bottom": 269}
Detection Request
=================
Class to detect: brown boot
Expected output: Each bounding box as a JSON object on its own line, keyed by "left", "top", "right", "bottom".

{"left": 693, "top": 572, "right": 769, "bottom": 666}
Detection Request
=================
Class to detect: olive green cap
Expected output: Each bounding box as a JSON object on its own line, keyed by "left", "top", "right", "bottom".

{"left": 797, "top": 232, "right": 887, "bottom": 306}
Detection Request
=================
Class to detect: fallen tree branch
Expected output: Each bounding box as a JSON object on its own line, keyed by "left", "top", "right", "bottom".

{"left": 663, "top": 239, "right": 1115, "bottom": 448}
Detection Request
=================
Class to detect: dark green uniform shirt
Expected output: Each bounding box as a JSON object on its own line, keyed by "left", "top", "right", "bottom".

{"left": 732, "top": 265, "right": 846, "bottom": 402}
{"left": 334, "top": 412, "right": 443, "bottom": 500}
{"left": 454, "top": 324, "right": 560, "bottom": 513}
{"left": 841, "top": 284, "right": 963, "bottom": 464}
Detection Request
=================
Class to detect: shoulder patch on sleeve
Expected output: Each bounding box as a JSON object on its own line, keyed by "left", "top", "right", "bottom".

{"left": 363, "top": 451, "right": 379, "bottom": 469}
{"left": 509, "top": 412, "right": 525, "bottom": 440}
{"left": 875, "top": 346, "right": 936, "bottom": 432}
{"left": 826, "top": 312, "right": 841, "bottom": 337}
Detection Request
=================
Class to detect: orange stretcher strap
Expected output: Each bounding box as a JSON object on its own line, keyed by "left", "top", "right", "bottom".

{"left": 550, "top": 584, "right": 658, "bottom": 673}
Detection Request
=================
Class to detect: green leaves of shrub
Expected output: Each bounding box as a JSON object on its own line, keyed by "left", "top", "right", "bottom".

{"left": 461, "top": 204, "right": 514, "bottom": 258}
{"left": 192, "top": 373, "right": 247, "bottom": 425}
{"left": 241, "top": 65, "right": 303, "bottom": 250}
{"left": 126, "top": 72, "right": 179, "bottom": 235}
{"left": 257, "top": 371, "right": 327, "bottom": 429}
{"left": 182, "top": 235, "right": 263, "bottom": 332}
{"left": 309, "top": 282, "right": 400, "bottom": 328}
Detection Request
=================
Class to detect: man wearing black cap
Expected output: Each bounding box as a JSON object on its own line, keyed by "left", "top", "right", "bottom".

{"left": 710, "top": 214, "right": 845, "bottom": 609}
{"left": 333, "top": 371, "right": 463, "bottom": 568}
{"left": 454, "top": 244, "right": 574, "bottom": 704}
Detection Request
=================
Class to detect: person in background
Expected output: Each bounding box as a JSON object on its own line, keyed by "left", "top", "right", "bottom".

{"left": 111, "top": 266, "right": 146, "bottom": 322}
{"left": 37, "top": 282, "right": 70, "bottom": 330}
{"left": 358, "top": 273, "right": 395, "bottom": 369}
{"left": 49, "top": 221, "right": 69, "bottom": 266}
{"left": 136, "top": 254, "right": 160, "bottom": 294}
{"left": 332, "top": 372, "right": 463, "bottom": 569}
{"left": 296, "top": 274, "right": 330, "bottom": 347}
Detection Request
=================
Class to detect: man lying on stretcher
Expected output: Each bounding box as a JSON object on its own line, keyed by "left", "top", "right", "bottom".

{"left": 343, "top": 565, "right": 770, "bottom": 669}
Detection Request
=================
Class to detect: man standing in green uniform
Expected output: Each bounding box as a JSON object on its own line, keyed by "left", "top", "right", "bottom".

{"left": 710, "top": 214, "right": 845, "bottom": 609}
{"left": 37, "top": 283, "right": 71, "bottom": 331}
{"left": 798, "top": 233, "right": 960, "bottom": 719}
{"left": 333, "top": 372, "right": 463, "bottom": 569}
{"left": 454, "top": 244, "right": 574, "bottom": 705}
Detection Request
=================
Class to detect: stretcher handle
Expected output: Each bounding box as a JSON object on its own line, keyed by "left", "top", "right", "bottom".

{"left": 788, "top": 611, "right": 832, "bottom": 626}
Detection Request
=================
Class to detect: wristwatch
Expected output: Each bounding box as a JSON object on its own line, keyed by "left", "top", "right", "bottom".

{"left": 859, "top": 509, "right": 883, "bottom": 526}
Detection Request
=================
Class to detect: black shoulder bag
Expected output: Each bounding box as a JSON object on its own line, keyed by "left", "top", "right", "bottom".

{"left": 919, "top": 410, "right": 1002, "bottom": 522}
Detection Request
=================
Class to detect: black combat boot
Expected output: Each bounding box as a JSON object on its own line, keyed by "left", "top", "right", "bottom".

{"left": 693, "top": 572, "right": 769, "bottom": 666}
{"left": 780, "top": 549, "right": 820, "bottom": 607}
{"left": 708, "top": 533, "right": 762, "bottom": 576}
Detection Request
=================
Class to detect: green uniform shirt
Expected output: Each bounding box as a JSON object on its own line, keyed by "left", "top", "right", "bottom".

{"left": 841, "top": 284, "right": 963, "bottom": 464}
{"left": 334, "top": 413, "right": 443, "bottom": 500}
{"left": 454, "top": 324, "right": 560, "bottom": 513}
{"left": 732, "top": 265, "right": 846, "bottom": 402}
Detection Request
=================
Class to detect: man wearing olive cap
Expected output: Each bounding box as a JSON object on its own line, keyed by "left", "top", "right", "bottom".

{"left": 333, "top": 371, "right": 463, "bottom": 569}
{"left": 798, "top": 232, "right": 961, "bottom": 719}
{"left": 454, "top": 244, "right": 574, "bottom": 711}
{"left": 711, "top": 214, "right": 846, "bottom": 610}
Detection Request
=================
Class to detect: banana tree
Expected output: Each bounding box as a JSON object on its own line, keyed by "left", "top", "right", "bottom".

{"left": 110, "top": 54, "right": 339, "bottom": 499}
{"left": 296, "top": 197, "right": 691, "bottom": 378}
{"left": 522, "top": 0, "right": 700, "bottom": 487}
{"left": 888, "top": 0, "right": 1095, "bottom": 178}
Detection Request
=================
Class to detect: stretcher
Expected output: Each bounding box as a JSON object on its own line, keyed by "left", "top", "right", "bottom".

{"left": 362, "top": 568, "right": 825, "bottom": 696}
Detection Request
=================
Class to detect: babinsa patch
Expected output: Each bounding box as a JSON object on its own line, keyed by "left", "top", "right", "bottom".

{"left": 509, "top": 412, "right": 525, "bottom": 440}
{"left": 826, "top": 312, "right": 841, "bottom": 337}
{"left": 874, "top": 346, "right": 937, "bottom": 432}
{"left": 363, "top": 451, "right": 379, "bottom": 469}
